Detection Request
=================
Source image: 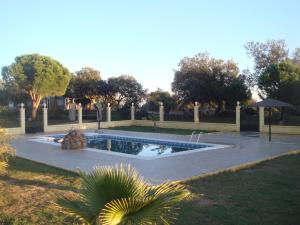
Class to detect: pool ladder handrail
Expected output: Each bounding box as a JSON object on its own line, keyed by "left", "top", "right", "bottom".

{"left": 196, "top": 132, "right": 202, "bottom": 143}
{"left": 189, "top": 131, "right": 196, "bottom": 142}
{"left": 190, "top": 131, "right": 202, "bottom": 143}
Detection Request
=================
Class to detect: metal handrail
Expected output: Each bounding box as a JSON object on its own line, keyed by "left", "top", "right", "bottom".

{"left": 196, "top": 132, "right": 202, "bottom": 143}
{"left": 189, "top": 131, "right": 196, "bottom": 142}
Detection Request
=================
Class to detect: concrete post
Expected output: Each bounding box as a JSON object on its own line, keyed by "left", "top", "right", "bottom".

{"left": 42, "top": 102, "right": 48, "bottom": 132}
{"left": 194, "top": 102, "right": 200, "bottom": 123}
{"left": 20, "top": 103, "right": 25, "bottom": 134}
{"left": 107, "top": 103, "right": 111, "bottom": 123}
{"left": 78, "top": 103, "right": 82, "bottom": 127}
{"left": 159, "top": 102, "right": 164, "bottom": 122}
{"left": 131, "top": 103, "right": 135, "bottom": 121}
{"left": 259, "top": 106, "right": 265, "bottom": 132}
{"left": 236, "top": 101, "right": 241, "bottom": 132}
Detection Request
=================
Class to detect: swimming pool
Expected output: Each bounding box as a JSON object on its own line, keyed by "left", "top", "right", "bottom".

{"left": 34, "top": 133, "right": 228, "bottom": 159}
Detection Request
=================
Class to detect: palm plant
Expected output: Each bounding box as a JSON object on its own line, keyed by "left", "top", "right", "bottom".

{"left": 0, "top": 129, "right": 15, "bottom": 174}
{"left": 57, "top": 164, "right": 190, "bottom": 225}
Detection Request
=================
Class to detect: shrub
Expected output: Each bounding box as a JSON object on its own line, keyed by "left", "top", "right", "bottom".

{"left": 0, "top": 129, "right": 15, "bottom": 174}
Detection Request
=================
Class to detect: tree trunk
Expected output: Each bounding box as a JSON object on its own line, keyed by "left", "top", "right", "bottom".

{"left": 30, "top": 93, "right": 42, "bottom": 121}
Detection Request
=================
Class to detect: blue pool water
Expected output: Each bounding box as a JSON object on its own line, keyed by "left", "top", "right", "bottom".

{"left": 48, "top": 134, "right": 212, "bottom": 157}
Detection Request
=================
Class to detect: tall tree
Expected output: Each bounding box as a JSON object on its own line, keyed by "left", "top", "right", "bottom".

{"left": 172, "top": 52, "right": 251, "bottom": 109}
{"left": 146, "top": 89, "right": 176, "bottom": 112}
{"left": 292, "top": 48, "right": 300, "bottom": 65}
{"left": 107, "top": 75, "right": 146, "bottom": 107}
{"left": 75, "top": 67, "right": 101, "bottom": 80}
{"left": 2, "top": 54, "right": 71, "bottom": 120}
{"left": 65, "top": 67, "right": 101, "bottom": 106}
{"left": 245, "top": 39, "right": 289, "bottom": 83}
{"left": 258, "top": 60, "right": 300, "bottom": 104}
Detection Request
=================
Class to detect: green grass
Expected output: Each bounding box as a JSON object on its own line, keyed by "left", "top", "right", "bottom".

{"left": 106, "top": 125, "right": 214, "bottom": 135}
{"left": 1, "top": 154, "right": 300, "bottom": 224}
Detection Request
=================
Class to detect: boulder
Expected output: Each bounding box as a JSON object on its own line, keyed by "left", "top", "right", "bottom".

{"left": 61, "top": 129, "right": 86, "bottom": 150}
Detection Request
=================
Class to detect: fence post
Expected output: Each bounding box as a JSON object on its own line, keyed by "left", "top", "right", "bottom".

{"left": 42, "top": 102, "right": 48, "bottom": 132}
{"left": 194, "top": 102, "right": 200, "bottom": 123}
{"left": 159, "top": 102, "right": 164, "bottom": 122}
{"left": 78, "top": 103, "right": 82, "bottom": 128}
{"left": 236, "top": 101, "right": 241, "bottom": 132}
{"left": 20, "top": 103, "right": 25, "bottom": 134}
{"left": 107, "top": 103, "right": 111, "bottom": 123}
{"left": 259, "top": 106, "right": 265, "bottom": 132}
{"left": 131, "top": 103, "right": 135, "bottom": 121}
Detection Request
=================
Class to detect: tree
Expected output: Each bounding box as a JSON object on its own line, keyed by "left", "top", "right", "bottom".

{"left": 2, "top": 54, "right": 71, "bottom": 120}
{"left": 245, "top": 39, "right": 289, "bottom": 83}
{"left": 1, "top": 66, "right": 29, "bottom": 105}
{"left": 258, "top": 60, "right": 300, "bottom": 104}
{"left": 65, "top": 67, "right": 101, "bottom": 107}
{"left": 172, "top": 52, "right": 251, "bottom": 109}
{"left": 57, "top": 164, "right": 190, "bottom": 225}
{"left": 146, "top": 89, "right": 176, "bottom": 112}
{"left": 75, "top": 67, "right": 101, "bottom": 81}
{"left": 0, "top": 80, "right": 8, "bottom": 106}
{"left": 224, "top": 74, "right": 252, "bottom": 106}
{"left": 292, "top": 48, "right": 300, "bottom": 65}
{"left": 107, "top": 75, "right": 146, "bottom": 107}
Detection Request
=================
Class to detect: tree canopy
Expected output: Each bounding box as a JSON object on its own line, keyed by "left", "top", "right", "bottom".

{"left": 2, "top": 54, "right": 71, "bottom": 119}
{"left": 172, "top": 52, "right": 251, "bottom": 109}
{"left": 107, "top": 75, "right": 146, "bottom": 107}
{"left": 145, "top": 89, "right": 176, "bottom": 112}
{"left": 245, "top": 39, "right": 289, "bottom": 84}
{"left": 65, "top": 67, "right": 101, "bottom": 106}
{"left": 258, "top": 60, "right": 300, "bottom": 105}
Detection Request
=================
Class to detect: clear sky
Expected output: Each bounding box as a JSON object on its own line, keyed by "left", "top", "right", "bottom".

{"left": 0, "top": 0, "right": 299, "bottom": 92}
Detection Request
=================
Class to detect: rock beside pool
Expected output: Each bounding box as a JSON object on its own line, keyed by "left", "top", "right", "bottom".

{"left": 61, "top": 129, "right": 87, "bottom": 150}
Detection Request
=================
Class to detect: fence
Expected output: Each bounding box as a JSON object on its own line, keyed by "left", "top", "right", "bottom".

{"left": 0, "top": 106, "right": 20, "bottom": 128}
{"left": 0, "top": 104, "right": 25, "bottom": 135}
{"left": 2, "top": 102, "right": 300, "bottom": 135}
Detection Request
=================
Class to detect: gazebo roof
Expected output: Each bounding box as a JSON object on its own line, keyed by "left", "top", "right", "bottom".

{"left": 252, "top": 98, "right": 293, "bottom": 107}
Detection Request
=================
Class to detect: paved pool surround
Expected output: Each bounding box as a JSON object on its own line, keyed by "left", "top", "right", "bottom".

{"left": 12, "top": 130, "right": 300, "bottom": 184}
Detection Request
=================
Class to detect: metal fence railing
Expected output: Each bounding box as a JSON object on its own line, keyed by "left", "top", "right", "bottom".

{"left": 111, "top": 108, "right": 130, "bottom": 121}
{"left": 265, "top": 106, "right": 300, "bottom": 126}
{"left": 165, "top": 111, "right": 193, "bottom": 122}
{"left": 0, "top": 106, "right": 20, "bottom": 128}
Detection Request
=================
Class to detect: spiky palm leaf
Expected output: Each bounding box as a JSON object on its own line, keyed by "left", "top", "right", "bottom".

{"left": 57, "top": 165, "right": 190, "bottom": 225}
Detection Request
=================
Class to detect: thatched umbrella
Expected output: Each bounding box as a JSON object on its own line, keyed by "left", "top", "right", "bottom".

{"left": 252, "top": 99, "right": 293, "bottom": 141}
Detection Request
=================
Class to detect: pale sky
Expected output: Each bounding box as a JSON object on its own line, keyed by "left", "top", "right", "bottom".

{"left": 0, "top": 0, "right": 299, "bottom": 92}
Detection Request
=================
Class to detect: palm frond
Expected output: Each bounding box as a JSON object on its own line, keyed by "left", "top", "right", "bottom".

{"left": 98, "top": 182, "right": 190, "bottom": 225}
{"left": 55, "top": 196, "right": 94, "bottom": 225}
{"left": 79, "top": 164, "right": 147, "bottom": 216}
{"left": 57, "top": 164, "right": 191, "bottom": 225}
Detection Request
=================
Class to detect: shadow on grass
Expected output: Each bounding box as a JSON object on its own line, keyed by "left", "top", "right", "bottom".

{"left": 8, "top": 157, "right": 78, "bottom": 178}
{"left": 0, "top": 175, "right": 78, "bottom": 192}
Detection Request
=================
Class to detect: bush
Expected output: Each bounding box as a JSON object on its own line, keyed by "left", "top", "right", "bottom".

{"left": 0, "top": 129, "right": 15, "bottom": 174}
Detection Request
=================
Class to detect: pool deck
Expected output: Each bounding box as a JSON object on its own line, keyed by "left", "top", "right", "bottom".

{"left": 12, "top": 129, "right": 300, "bottom": 184}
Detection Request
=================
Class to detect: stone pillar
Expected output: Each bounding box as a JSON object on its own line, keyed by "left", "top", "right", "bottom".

{"left": 259, "top": 106, "right": 265, "bottom": 132}
{"left": 236, "top": 101, "right": 241, "bottom": 132}
{"left": 20, "top": 103, "right": 25, "bottom": 134}
{"left": 42, "top": 102, "right": 48, "bottom": 132}
{"left": 107, "top": 103, "right": 111, "bottom": 123}
{"left": 78, "top": 103, "right": 82, "bottom": 127}
{"left": 194, "top": 102, "right": 200, "bottom": 123}
{"left": 159, "top": 102, "right": 164, "bottom": 122}
{"left": 131, "top": 103, "right": 135, "bottom": 121}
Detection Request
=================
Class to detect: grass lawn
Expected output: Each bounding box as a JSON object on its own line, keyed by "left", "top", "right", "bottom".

{"left": 1, "top": 154, "right": 300, "bottom": 225}
{"left": 106, "top": 125, "right": 214, "bottom": 135}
